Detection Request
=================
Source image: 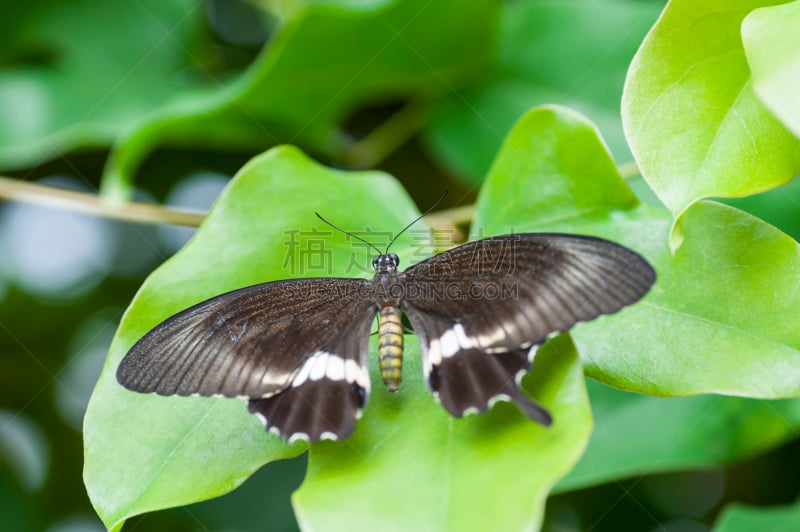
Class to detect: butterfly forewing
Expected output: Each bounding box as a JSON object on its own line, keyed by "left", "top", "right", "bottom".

{"left": 400, "top": 233, "right": 655, "bottom": 420}
{"left": 117, "top": 278, "right": 377, "bottom": 440}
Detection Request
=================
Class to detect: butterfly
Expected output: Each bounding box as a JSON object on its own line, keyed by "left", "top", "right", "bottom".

{"left": 117, "top": 220, "right": 655, "bottom": 443}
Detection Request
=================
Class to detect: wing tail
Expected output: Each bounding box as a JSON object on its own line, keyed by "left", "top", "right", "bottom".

{"left": 429, "top": 345, "right": 552, "bottom": 425}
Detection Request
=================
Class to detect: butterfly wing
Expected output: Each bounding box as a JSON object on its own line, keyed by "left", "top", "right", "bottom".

{"left": 117, "top": 278, "right": 376, "bottom": 441}
{"left": 401, "top": 233, "right": 655, "bottom": 422}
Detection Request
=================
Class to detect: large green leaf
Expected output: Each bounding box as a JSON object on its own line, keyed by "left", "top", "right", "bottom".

{"left": 714, "top": 497, "right": 800, "bottom": 531}
{"left": 475, "top": 105, "right": 800, "bottom": 398}
{"left": 294, "top": 335, "right": 591, "bottom": 532}
{"left": 622, "top": 0, "right": 800, "bottom": 235}
{"left": 424, "top": 0, "right": 661, "bottom": 184}
{"left": 83, "top": 146, "right": 422, "bottom": 530}
{"left": 742, "top": 1, "right": 800, "bottom": 138}
{"left": 85, "top": 144, "right": 591, "bottom": 531}
{"left": 102, "top": 0, "right": 497, "bottom": 198}
{"left": 576, "top": 200, "right": 800, "bottom": 397}
{"left": 555, "top": 380, "right": 800, "bottom": 493}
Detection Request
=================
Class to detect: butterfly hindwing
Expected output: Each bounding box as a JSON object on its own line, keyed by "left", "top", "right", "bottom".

{"left": 403, "top": 308, "right": 552, "bottom": 424}
{"left": 117, "top": 277, "right": 376, "bottom": 441}
{"left": 247, "top": 310, "right": 374, "bottom": 442}
{"left": 401, "top": 233, "right": 655, "bottom": 421}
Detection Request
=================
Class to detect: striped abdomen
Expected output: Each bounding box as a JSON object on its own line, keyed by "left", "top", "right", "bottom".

{"left": 378, "top": 306, "right": 403, "bottom": 391}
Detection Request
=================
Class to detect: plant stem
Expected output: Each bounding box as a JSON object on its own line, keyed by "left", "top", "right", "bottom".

{"left": 1, "top": 159, "right": 643, "bottom": 229}
{"left": 0, "top": 176, "right": 205, "bottom": 227}
{"left": 424, "top": 204, "right": 474, "bottom": 240}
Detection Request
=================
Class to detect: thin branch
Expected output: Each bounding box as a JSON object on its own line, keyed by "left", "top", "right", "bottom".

{"left": 0, "top": 159, "right": 643, "bottom": 230}
{"left": 340, "top": 99, "right": 427, "bottom": 168}
{"left": 424, "top": 204, "right": 474, "bottom": 231}
{"left": 0, "top": 176, "right": 205, "bottom": 227}
{"left": 424, "top": 204, "right": 474, "bottom": 245}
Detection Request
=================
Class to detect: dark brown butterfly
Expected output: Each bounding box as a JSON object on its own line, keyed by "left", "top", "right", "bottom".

{"left": 117, "top": 231, "right": 655, "bottom": 443}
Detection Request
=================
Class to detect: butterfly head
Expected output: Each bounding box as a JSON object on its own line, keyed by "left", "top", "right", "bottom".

{"left": 372, "top": 253, "right": 399, "bottom": 274}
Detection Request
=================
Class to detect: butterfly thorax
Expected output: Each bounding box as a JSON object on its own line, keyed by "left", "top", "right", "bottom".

{"left": 371, "top": 253, "right": 404, "bottom": 392}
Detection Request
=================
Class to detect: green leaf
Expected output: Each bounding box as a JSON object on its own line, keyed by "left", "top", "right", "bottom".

{"left": 475, "top": 105, "right": 800, "bottom": 398}
{"left": 471, "top": 105, "right": 640, "bottom": 233}
{"left": 622, "top": 0, "right": 800, "bottom": 233}
{"left": 424, "top": 0, "right": 660, "bottom": 184}
{"left": 101, "top": 0, "right": 498, "bottom": 198}
{"left": 576, "top": 200, "right": 800, "bottom": 397}
{"left": 555, "top": 380, "right": 800, "bottom": 493}
{"left": 742, "top": 1, "right": 800, "bottom": 138}
{"left": 714, "top": 497, "right": 800, "bottom": 531}
{"left": 83, "top": 146, "right": 423, "bottom": 530}
{"left": 294, "top": 334, "right": 591, "bottom": 532}
{"left": 0, "top": 0, "right": 214, "bottom": 170}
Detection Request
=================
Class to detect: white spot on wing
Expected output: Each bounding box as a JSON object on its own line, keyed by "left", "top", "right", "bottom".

{"left": 320, "top": 431, "right": 338, "bottom": 441}
{"left": 437, "top": 323, "right": 480, "bottom": 359}
{"left": 261, "top": 370, "right": 291, "bottom": 388}
{"left": 526, "top": 344, "right": 540, "bottom": 363}
{"left": 309, "top": 352, "right": 330, "bottom": 381}
{"left": 488, "top": 394, "right": 512, "bottom": 408}
{"left": 433, "top": 323, "right": 530, "bottom": 359}
{"left": 475, "top": 326, "right": 509, "bottom": 348}
{"left": 438, "top": 328, "right": 459, "bottom": 358}
{"left": 462, "top": 406, "right": 479, "bottom": 417}
{"left": 485, "top": 347, "right": 509, "bottom": 354}
{"left": 292, "top": 354, "right": 316, "bottom": 386}
{"left": 453, "top": 323, "right": 471, "bottom": 348}
{"left": 292, "top": 351, "right": 354, "bottom": 384}
{"left": 288, "top": 432, "right": 310, "bottom": 444}
{"left": 428, "top": 338, "right": 442, "bottom": 365}
{"left": 325, "top": 354, "right": 345, "bottom": 380}
{"left": 254, "top": 412, "right": 268, "bottom": 426}
{"left": 345, "top": 359, "right": 369, "bottom": 388}
{"left": 422, "top": 352, "right": 433, "bottom": 378}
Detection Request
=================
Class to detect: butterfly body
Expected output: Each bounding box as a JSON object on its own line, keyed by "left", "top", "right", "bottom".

{"left": 117, "top": 233, "right": 655, "bottom": 443}
{"left": 377, "top": 305, "right": 404, "bottom": 391}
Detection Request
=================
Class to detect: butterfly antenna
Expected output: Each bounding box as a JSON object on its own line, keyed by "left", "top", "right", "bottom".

{"left": 385, "top": 190, "right": 449, "bottom": 253}
{"left": 315, "top": 212, "right": 383, "bottom": 255}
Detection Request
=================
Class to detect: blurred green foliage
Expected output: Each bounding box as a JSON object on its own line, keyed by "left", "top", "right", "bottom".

{"left": 1, "top": 0, "right": 799, "bottom": 531}
{"left": 622, "top": 0, "right": 800, "bottom": 248}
